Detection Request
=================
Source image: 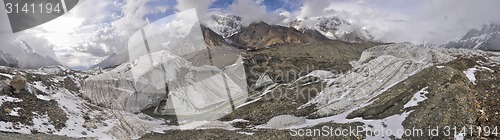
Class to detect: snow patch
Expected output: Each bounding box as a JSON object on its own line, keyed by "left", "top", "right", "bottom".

{"left": 226, "top": 119, "right": 249, "bottom": 124}
{"left": 283, "top": 108, "right": 414, "bottom": 139}
{"left": 0, "top": 73, "right": 13, "bottom": 79}
{"left": 30, "top": 81, "right": 49, "bottom": 93}
{"left": 36, "top": 94, "right": 52, "bottom": 101}
{"left": 306, "top": 70, "right": 335, "bottom": 79}
{"left": 0, "top": 121, "right": 32, "bottom": 134}
{"left": 237, "top": 131, "right": 254, "bottom": 135}
{"left": 194, "top": 121, "right": 236, "bottom": 130}
{"left": 31, "top": 113, "right": 57, "bottom": 133}
{"left": 0, "top": 95, "right": 23, "bottom": 106}
{"left": 463, "top": 68, "right": 477, "bottom": 85}
{"left": 8, "top": 107, "right": 22, "bottom": 116}
{"left": 263, "top": 115, "right": 306, "bottom": 128}
{"left": 454, "top": 132, "right": 465, "bottom": 140}
{"left": 403, "top": 87, "right": 429, "bottom": 109}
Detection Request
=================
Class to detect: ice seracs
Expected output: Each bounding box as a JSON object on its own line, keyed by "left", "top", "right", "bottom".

{"left": 301, "top": 43, "right": 454, "bottom": 116}
{"left": 299, "top": 43, "right": 495, "bottom": 118}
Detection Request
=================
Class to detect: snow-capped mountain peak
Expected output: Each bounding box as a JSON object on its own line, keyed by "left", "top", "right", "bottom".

{"left": 290, "top": 16, "right": 374, "bottom": 43}
{"left": 0, "top": 40, "right": 61, "bottom": 69}
{"left": 206, "top": 14, "right": 243, "bottom": 38}
{"left": 445, "top": 22, "right": 500, "bottom": 51}
{"left": 19, "top": 40, "right": 36, "bottom": 54}
{"left": 463, "top": 23, "right": 500, "bottom": 39}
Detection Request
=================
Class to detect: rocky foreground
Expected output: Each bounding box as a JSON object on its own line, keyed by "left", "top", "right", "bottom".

{"left": 0, "top": 41, "right": 499, "bottom": 139}
{"left": 141, "top": 43, "right": 500, "bottom": 140}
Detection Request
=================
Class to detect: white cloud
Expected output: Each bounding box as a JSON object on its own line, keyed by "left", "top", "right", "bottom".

{"left": 410, "top": 0, "right": 500, "bottom": 43}
{"left": 148, "top": 6, "right": 170, "bottom": 14}
{"left": 228, "top": 0, "right": 287, "bottom": 26}
{"left": 296, "top": 0, "right": 331, "bottom": 19}
{"left": 176, "top": 0, "right": 214, "bottom": 21}
{"left": 57, "top": 0, "right": 152, "bottom": 69}
{"left": 2, "top": 0, "right": 500, "bottom": 69}
{"left": 53, "top": 47, "right": 104, "bottom": 69}
{"left": 0, "top": 0, "right": 162, "bottom": 69}
{"left": 306, "top": 0, "right": 500, "bottom": 44}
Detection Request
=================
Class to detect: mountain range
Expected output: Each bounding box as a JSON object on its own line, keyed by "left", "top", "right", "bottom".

{"left": 0, "top": 13, "right": 499, "bottom": 139}
{"left": 0, "top": 40, "right": 60, "bottom": 69}
{"left": 2, "top": 15, "right": 499, "bottom": 70}
{"left": 445, "top": 23, "right": 500, "bottom": 51}
{"left": 91, "top": 14, "right": 375, "bottom": 69}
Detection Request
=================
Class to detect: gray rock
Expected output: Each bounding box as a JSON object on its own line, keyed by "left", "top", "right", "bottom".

{"left": 1, "top": 85, "right": 12, "bottom": 95}
{"left": 10, "top": 74, "right": 27, "bottom": 94}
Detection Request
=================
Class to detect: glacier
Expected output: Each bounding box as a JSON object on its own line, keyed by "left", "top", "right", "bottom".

{"left": 300, "top": 43, "right": 489, "bottom": 116}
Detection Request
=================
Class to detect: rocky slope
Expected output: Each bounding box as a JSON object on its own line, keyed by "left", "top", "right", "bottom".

{"left": 0, "top": 65, "right": 175, "bottom": 139}
{"left": 139, "top": 43, "right": 499, "bottom": 139}
{"left": 229, "top": 22, "right": 318, "bottom": 50}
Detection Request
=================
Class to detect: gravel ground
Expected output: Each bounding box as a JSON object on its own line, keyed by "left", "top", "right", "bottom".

{"left": 0, "top": 132, "right": 86, "bottom": 140}
{"left": 141, "top": 122, "right": 366, "bottom": 140}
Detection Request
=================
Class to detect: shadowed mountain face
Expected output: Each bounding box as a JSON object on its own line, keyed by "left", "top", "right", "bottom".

{"left": 0, "top": 51, "right": 18, "bottom": 67}
{"left": 91, "top": 51, "right": 129, "bottom": 69}
{"left": 229, "top": 22, "right": 318, "bottom": 50}
{"left": 93, "top": 22, "right": 320, "bottom": 69}
{"left": 0, "top": 41, "right": 60, "bottom": 69}
{"left": 299, "top": 28, "right": 330, "bottom": 41}
{"left": 17, "top": 53, "right": 60, "bottom": 69}
{"left": 201, "top": 25, "right": 231, "bottom": 48}
{"left": 445, "top": 23, "right": 500, "bottom": 51}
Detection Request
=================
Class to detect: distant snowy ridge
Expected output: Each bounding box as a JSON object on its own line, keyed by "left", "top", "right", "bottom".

{"left": 0, "top": 40, "right": 60, "bottom": 69}
{"left": 291, "top": 16, "right": 373, "bottom": 43}
{"left": 206, "top": 14, "right": 243, "bottom": 38}
{"left": 204, "top": 14, "right": 373, "bottom": 43}
{"left": 445, "top": 23, "right": 500, "bottom": 51}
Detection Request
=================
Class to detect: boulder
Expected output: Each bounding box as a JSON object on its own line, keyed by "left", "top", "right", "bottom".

{"left": 10, "top": 74, "right": 27, "bottom": 94}
{"left": 265, "top": 115, "right": 305, "bottom": 128}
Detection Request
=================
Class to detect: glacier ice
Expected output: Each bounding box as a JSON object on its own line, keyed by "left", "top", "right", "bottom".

{"left": 84, "top": 8, "right": 247, "bottom": 123}
{"left": 300, "top": 43, "right": 484, "bottom": 116}
{"left": 83, "top": 49, "right": 248, "bottom": 121}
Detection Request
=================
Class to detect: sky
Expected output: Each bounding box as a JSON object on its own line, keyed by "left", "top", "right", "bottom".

{"left": 1, "top": 0, "right": 500, "bottom": 69}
